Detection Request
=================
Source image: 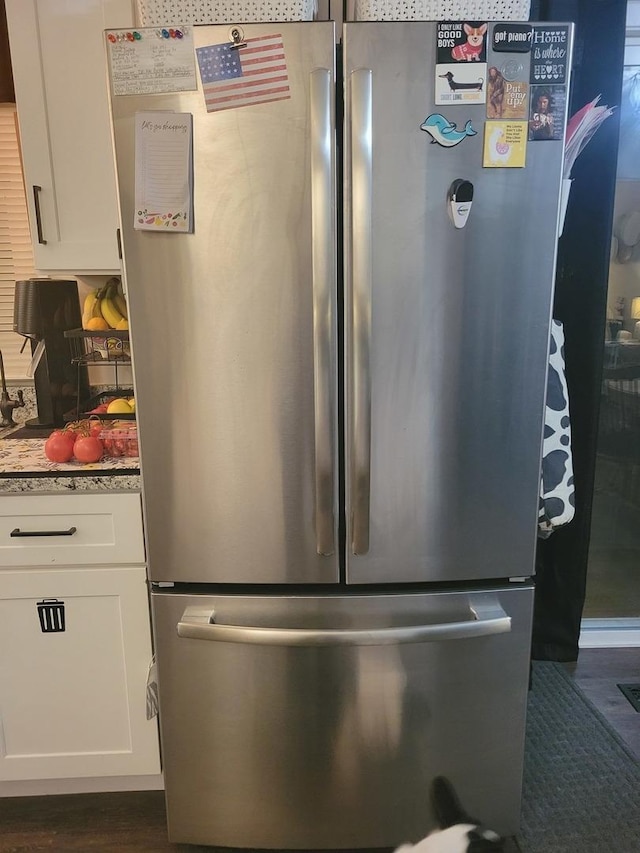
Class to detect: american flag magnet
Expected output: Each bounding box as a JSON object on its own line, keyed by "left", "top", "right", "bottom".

{"left": 196, "top": 34, "right": 291, "bottom": 114}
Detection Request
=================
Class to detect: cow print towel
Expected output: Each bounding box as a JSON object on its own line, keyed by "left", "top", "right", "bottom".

{"left": 539, "top": 320, "right": 575, "bottom": 538}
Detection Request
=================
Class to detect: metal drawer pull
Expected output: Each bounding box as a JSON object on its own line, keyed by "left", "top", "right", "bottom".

{"left": 349, "top": 68, "right": 373, "bottom": 556}
{"left": 177, "top": 603, "right": 511, "bottom": 647}
{"left": 310, "top": 67, "right": 336, "bottom": 558}
{"left": 32, "top": 185, "right": 47, "bottom": 244}
{"left": 10, "top": 526, "right": 77, "bottom": 538}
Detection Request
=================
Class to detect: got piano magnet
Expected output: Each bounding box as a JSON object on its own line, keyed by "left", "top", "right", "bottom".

{"left": 492, "top": 24, "right": 533, "bottom": 53}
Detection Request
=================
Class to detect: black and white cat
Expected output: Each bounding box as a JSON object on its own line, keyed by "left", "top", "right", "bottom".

{"left": 394, "top": 777, "right": 505, "bottom": 853}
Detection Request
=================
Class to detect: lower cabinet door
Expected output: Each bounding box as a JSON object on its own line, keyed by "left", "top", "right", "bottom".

{"left": 0, "top": 567, "right": 160, "bottom": 781}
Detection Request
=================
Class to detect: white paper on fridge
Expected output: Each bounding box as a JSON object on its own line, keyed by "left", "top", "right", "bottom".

{"left": 134, "top": 112, "right": 193, "bottom": 232}
{"left": 106, "top": 27, "right": 197, "bottom": 96}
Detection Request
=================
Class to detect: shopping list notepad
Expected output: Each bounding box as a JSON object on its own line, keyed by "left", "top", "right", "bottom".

{"left": 134, "top": 112, "right": 193, "bottom": 232}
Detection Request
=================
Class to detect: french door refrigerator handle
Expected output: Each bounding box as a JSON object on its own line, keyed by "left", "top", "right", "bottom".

{"left": 310, "top": 68, "right": 336, "bottom": 557}
{"left": 350, "top": 68, "right": 373, "bottom": 556}
{"left": 177, "top": 602, "right": 511, "bottom": 647}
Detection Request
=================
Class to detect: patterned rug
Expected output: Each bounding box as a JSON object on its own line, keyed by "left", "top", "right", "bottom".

{"left": 520, "top": 661, "right": 640, "bottom": 852}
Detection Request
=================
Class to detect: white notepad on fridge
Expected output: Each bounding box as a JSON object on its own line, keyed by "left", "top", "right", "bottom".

{"left": 134, "top": 111, "right": 193, "bottom": 232}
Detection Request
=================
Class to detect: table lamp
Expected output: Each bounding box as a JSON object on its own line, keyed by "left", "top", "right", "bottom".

{"left": 632, "top": 297, "right": 640, "bottom": 340}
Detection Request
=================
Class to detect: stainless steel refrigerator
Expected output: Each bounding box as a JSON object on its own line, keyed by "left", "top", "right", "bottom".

{"left": 107, "top": 20, "right": 572, "bottom": 849}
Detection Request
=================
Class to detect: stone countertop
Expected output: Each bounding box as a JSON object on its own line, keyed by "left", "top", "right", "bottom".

{"left": 0, "top": 438, "right": 141, "bottom": 493}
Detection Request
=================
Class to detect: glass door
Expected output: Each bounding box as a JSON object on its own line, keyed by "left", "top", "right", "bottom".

{"left": 584, "top": 18, "right": 640, "bottom": 626}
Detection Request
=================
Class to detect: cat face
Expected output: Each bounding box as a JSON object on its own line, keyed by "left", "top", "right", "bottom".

{"left": 396, "top": 823, "right": 503, "bottom": 853}
{"left": 393, "top": 777, "right": 504, "bottom": 853}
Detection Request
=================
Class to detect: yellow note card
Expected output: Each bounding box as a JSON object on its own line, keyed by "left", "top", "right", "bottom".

{"left": 483, "top": 121, "right": 527, "bottom": 168}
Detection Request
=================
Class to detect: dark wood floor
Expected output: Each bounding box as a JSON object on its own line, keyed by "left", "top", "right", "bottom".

{"left": 0, "top": 648, "right": 635, "bottom": 853}
{"left": 0, "top": 789, "right": 520, "bottom": 853}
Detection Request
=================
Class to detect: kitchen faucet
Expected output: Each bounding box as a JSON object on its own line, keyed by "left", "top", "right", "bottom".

{"left": 0, "top": 350, "right": 24, "bottom": 428}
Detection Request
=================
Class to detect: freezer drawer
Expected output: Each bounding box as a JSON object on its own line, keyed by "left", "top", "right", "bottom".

{"left": 152, "top": 585, "right": 533, "bottom": 849}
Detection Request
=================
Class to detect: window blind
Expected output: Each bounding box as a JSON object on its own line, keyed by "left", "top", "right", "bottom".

{"left": 0, "top": 103, "right": 34, "bottom": 380}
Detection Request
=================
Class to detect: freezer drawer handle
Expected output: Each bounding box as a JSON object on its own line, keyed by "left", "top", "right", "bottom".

{"left": 10, "top": 526, "right": 77, "bottom": 538}
{"left": 176, "top": 602, "right": 511, "bottom": 647}
{"left": 349, "top": 68, "right": 373, "bottom": 557}
{"left": 310, "top": 67, "right": 336, "bottom": 557}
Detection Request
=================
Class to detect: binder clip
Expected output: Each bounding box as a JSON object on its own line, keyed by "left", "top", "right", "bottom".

{"left": 229, "top": 27, "right": 246, "bottom": 50}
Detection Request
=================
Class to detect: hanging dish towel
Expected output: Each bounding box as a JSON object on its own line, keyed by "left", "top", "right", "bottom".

{"left": 539, "top": 320, "right": 575, "bottom": 538}
{"left": 146, "top": 655, "right": 159, "bottom": 720}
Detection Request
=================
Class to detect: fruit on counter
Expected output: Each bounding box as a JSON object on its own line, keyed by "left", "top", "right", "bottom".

{"left": 100, "top": 420, "right": 138, "bottom": 457}
{"left": 106, "top": 398, "right": 133, "bottom": 415}
{"left": 41, "top": 420, "right": 111, "bottom": 464}
{"left": 81, "top": 288, "right": 104, "bottom": 329}
{"left": 85, "top": 316, "right": 110, "bottom": 331}
{"left": 100, "top": 288, "right": 127, "bottom": 329}
{"left": 113, "top": 289, "right": 128, "bottom": 320}
{"left": 72, "top": 435, "right": 104, "bottom": 464}
{"left": 44, "top": 431, "right": 76, "bottom": 463}
{"left": 86, "top": 396, "right": 135, "bottom": 415}
{"left": 81, "top": 278, "right": 129, "bottom": 331}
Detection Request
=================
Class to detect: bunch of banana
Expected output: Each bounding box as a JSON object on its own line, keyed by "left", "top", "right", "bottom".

{"left": 81, "top": 288, "right": 106, "bottom": 330}
{"left": 82, "top": 278, "right": 129, "bottom": 331}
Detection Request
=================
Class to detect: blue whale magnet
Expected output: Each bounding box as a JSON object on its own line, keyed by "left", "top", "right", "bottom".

{"left": 420, "top": 114, "right": 477, "bottom": 148}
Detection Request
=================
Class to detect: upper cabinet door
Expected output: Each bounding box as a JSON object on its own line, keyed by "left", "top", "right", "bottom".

{"left": 6, "top": 1, "right": 134, "bottom": 273}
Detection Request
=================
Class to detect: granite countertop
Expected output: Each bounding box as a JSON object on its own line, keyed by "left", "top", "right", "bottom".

{"left": 0, "top": 436, "right": 141, "bottom": 493}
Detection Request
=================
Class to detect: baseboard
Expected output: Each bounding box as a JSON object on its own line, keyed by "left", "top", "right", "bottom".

{"left": 579, "top": 618, "right": 640, "bottom": 648}
{"left": 0, "top": 773, "right": 164, "bottom": 798}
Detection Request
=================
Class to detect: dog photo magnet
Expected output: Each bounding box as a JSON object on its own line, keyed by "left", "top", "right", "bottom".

{"left": 435, "top": 63, "right": 487, "bottom": 105}
{"left": 436, "top": 22, "right": 488, "bottom": 64}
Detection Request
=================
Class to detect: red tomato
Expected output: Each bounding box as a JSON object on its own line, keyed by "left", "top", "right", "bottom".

{"left": 49, "top": 427, "right": 78, "bottom": 443}
{"left": 73, "top": 436, "right": 104, "bottom": 464}
{"left": 44, "top": 432, "right": 76, "bottom": 463}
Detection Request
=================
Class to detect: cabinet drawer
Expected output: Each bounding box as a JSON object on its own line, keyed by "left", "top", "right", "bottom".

{"left": 0, "top": 493, "right": 144, "bottom": 567}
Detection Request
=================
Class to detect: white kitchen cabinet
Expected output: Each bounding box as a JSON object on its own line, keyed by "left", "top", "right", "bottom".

{"left": 0, "top": 492, "right": 160, "bottom": 782}
{"left": 5, "top": 0, "right": 135, "bottom": 273}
